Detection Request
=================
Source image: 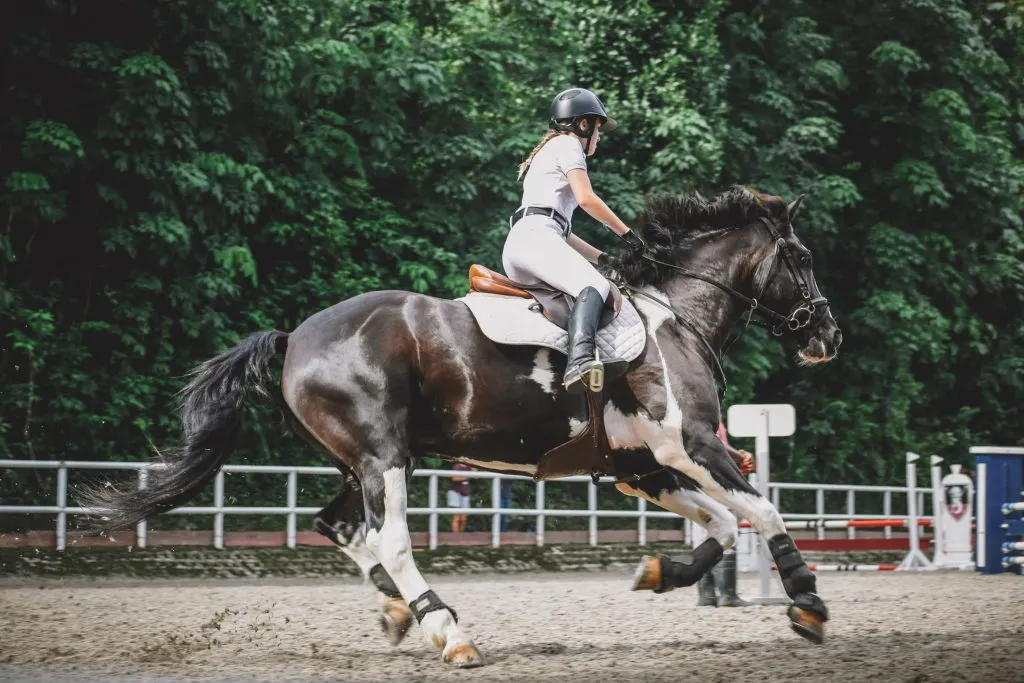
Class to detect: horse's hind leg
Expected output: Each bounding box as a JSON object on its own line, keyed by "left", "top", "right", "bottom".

{"left": 314, "top": 484, "right": 413, "bottom": 646}
{"left": 358, "top": 454, "right": 484, "bottom": 667}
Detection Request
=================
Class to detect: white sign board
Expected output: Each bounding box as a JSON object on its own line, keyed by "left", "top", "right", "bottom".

{"left": 727, "top": 404, "right": 796, "bottom": 438}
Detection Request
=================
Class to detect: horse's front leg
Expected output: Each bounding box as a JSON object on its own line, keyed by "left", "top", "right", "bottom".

{"left": 640, "top": 429, "right": 829, "bottom": 644}
{"left": 616, "top": 476, "right": 737, "bottom": 594}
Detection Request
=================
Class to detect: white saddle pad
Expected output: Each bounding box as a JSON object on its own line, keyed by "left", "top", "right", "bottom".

{"left": 456, "top": 291, "right": 647, "bottom": 362}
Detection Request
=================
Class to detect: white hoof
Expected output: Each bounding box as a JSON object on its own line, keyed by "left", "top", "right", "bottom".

{"left": 443, "top": 640, "right": 485, "bottom": 668}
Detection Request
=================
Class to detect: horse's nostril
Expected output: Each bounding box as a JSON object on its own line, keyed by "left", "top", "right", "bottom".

{"left": 833, "top": 329, "right": 843, "bottom": 347}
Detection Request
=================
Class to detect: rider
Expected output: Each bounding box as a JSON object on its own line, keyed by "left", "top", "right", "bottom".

{"left": 503, "top": 87, "right": 646, "bottom": 394}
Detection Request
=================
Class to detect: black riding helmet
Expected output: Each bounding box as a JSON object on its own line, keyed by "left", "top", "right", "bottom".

{"left": 548, "top": 88, "right": 617, "bottom": 143}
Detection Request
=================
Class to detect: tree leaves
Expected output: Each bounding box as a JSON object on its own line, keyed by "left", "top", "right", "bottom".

{"left": 0, "top": 0, "right": 1020, "bottom": 521}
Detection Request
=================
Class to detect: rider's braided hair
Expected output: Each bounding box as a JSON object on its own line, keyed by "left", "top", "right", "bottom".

{"left": 517, "top": 130, "right": 560, "bottom": 181}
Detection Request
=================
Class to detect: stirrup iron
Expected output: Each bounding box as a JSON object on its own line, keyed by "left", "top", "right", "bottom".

{"left": 586, "top": 349, "right": 604, "bottom": 392}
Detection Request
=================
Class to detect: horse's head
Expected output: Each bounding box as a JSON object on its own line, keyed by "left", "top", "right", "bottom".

{"left": 615, "top": 187, "right": 841, "bottom": 364}
{"left": 744, "top": 193, "right": 842, "bottom": 364}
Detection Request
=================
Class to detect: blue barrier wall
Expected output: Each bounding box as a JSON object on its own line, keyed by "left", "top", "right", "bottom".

{"left": 972, "top": 446, "right": 1024, "bottom": 575}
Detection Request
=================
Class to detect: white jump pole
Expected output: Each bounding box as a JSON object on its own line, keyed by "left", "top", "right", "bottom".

{"left": 897, "top": 452, "right": 935, "bottom": 571}
{"left": 930, "top": 455, "right": 944, "bottom": 564}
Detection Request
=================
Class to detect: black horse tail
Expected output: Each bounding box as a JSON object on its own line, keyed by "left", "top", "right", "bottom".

{"left": 79, "top": 330, "right": 289, "bottom": 533}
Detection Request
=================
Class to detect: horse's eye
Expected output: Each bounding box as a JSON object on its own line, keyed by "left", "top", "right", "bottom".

{"left": 800, "top": 253, "right": 812, "bottom": 266}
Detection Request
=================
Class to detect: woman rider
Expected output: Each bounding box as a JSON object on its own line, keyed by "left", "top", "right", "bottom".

{"left": 502, "top": 87, "right": 646, "bottom": 394}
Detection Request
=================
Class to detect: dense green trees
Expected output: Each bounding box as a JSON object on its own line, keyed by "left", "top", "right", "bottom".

{"left": 2, "top": 0, "right": 1021, "bottom": 523}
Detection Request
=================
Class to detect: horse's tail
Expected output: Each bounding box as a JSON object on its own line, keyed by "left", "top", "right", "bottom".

{"left": 79, "top": 330, "right": 289, "bottom": 533}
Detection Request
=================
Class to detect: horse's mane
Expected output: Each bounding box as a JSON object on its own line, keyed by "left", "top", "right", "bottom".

{"left": 609, "top": 186, "right": 788, "bottom": 286}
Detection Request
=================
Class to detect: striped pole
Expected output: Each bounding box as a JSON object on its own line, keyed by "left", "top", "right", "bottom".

{"left": 740, "top": 519, "right": 934, "bottom": 530}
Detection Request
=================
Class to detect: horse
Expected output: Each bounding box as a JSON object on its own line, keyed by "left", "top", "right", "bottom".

{"left": 80, "top": 186, "right": 842, "bottom": 669}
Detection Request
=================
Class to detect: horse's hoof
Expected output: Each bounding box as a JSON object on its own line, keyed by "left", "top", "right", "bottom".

{"left": 443, "top": 641, "right": 485, "bottom": 668}
{"left": 788, "top": 605, "right": 825, "bottom": 644}
{"left": 379, "top": 601, "right": 413, "bottom": 646}
{"left": 631, "top": 555, "right": 663, "bottom": 592}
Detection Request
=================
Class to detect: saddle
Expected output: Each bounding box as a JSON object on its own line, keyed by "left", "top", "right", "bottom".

{"left": 465, "top": 264, "right": 631, "bottom": 484}
{"left": 467, "top": 264, "right": 622, "bottom": 330}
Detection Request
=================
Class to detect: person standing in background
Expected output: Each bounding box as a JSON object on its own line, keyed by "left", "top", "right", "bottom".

{"left": 693, "top": 420, "right": 755, "bottom": 607}
{"left": 448, "top": 463, "right": 471, "bottom": 532}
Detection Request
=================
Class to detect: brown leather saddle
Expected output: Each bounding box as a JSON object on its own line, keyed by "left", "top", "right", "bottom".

{"left": 465, "top": 264, "right": 629, "bottom": 483}
{"left": 467, "top": 264, "right": 622, "bottom": 330}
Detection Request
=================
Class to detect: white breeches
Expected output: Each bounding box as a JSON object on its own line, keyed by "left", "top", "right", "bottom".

{"left": 501, "top": 216, "right": 610, "bottom": 300}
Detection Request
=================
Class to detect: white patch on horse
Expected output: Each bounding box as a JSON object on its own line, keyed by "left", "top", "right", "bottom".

{"left": 337, "top": 524, "right": 379, "bottom": 578}
{"left": 631, "top": 286, "right": 675, "bottom": 331}
{"left": 455, "top": 457, "right": 537, "bottom": 476}
{"left": 568, "top": 417, "right": 586, "bottom": 438}
{"left": 528, "top": 349, "right": 557, "bottom": 396}
{"left": 720, "top": 489, "right": 787, "bottom": 540}
{"left": 619, "top": 483, "right": 738, "bottom": 550}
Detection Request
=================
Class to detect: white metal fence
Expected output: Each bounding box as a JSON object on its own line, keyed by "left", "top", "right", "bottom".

{"left": 0, "top": 459, "right": 934, "bottom": 551}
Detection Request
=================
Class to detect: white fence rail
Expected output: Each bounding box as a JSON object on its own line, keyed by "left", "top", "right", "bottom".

{"left": 0, "top": 460, "right": 933, "bottom": 551}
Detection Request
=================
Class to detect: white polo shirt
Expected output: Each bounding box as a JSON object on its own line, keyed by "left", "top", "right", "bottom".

{"left": 519, "top": 134, "right": 587, "bottom": 227}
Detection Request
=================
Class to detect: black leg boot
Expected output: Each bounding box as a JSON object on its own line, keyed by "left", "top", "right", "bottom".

{"left": 562, "top": 286, "right": 606, "bottom": 395}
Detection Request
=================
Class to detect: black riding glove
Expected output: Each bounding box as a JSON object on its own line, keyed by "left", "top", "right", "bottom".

{"left": 618, "top": 229, "right": 646, "bottom": 255}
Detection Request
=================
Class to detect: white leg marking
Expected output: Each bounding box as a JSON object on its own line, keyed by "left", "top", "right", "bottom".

{"left": 363, "top": 467, "right": 475, "bottom": 655}
{"left": 338, "top": 525, "right": 380, "bottom": 578}
{"left": 621, "top": 484, "right": 737, "bottom": 550}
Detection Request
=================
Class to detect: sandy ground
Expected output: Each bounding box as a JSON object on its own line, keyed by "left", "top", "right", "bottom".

{"left": 1, "top": 569, "right": 1022, "bottom": 683}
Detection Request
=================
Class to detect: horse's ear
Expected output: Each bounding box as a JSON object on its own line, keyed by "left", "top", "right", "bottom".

{"left": 787, "top": 195, "right": 805, "bottom": 222}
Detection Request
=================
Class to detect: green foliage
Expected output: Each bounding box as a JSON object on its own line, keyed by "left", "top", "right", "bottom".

{"left": 1, "top": 0, "right": 1021, "bottom": 529}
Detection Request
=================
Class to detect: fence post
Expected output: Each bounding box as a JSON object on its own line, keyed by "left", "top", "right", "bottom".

{"left": 588, "top": 480, "right": 597, "bottom": 546}
{"left": 428, "top": 474, "right": 438, "bottom": 550}
{"left": 816, "top": 488, "right": 825, "bottom": 540}
{"left": 638, "top": 496, "right": 647, "bottom": 545}
{"left": 847, "top": 490, "right": 856, "bottom": 540}
{"left": 535, "top": 481, "right": 545, "bottom": 547}
{"left": 286, "top": 471, "right": 297, "bottom": 550}
{"left": 214, "top": 471, "right": 225, "bottom": 550}
{"left": 136, "top": 468, "right": 148, "bottom": 549}
{"left": 56, "top": 466, "right": 68, "bottom": 551}
{"left": 884, "top": 490, "right": 892, "bottom": 539}
{"left": 491, "top": 476, "right": 501, "bottom": 548}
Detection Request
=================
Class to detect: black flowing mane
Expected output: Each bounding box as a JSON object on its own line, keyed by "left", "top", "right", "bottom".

{"left": 610, "top": 186, "right": 788, "bottom": 286}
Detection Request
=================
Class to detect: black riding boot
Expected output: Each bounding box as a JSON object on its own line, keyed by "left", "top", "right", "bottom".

{"left": 562, "top": 286, "right": 606, "bottom": 395}
{"left": 713, "top": 551, "right": 751, "bottom": 607}
{"left": 696, "top": 570, "right": 718, "bottom": 606}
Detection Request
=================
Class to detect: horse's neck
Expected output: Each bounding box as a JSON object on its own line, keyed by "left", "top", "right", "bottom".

{"left": 659, "top": 244, "right": 749, "bottom": 352}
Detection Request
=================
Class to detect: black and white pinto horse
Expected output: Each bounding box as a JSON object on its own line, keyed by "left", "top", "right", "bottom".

{"left": 82, "top": 188, "right": 842, "bottom": 668}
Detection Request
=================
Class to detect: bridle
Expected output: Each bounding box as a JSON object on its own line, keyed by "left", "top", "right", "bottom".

{"left": 619, "top": 216, "right": 831, "bottom": 395}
